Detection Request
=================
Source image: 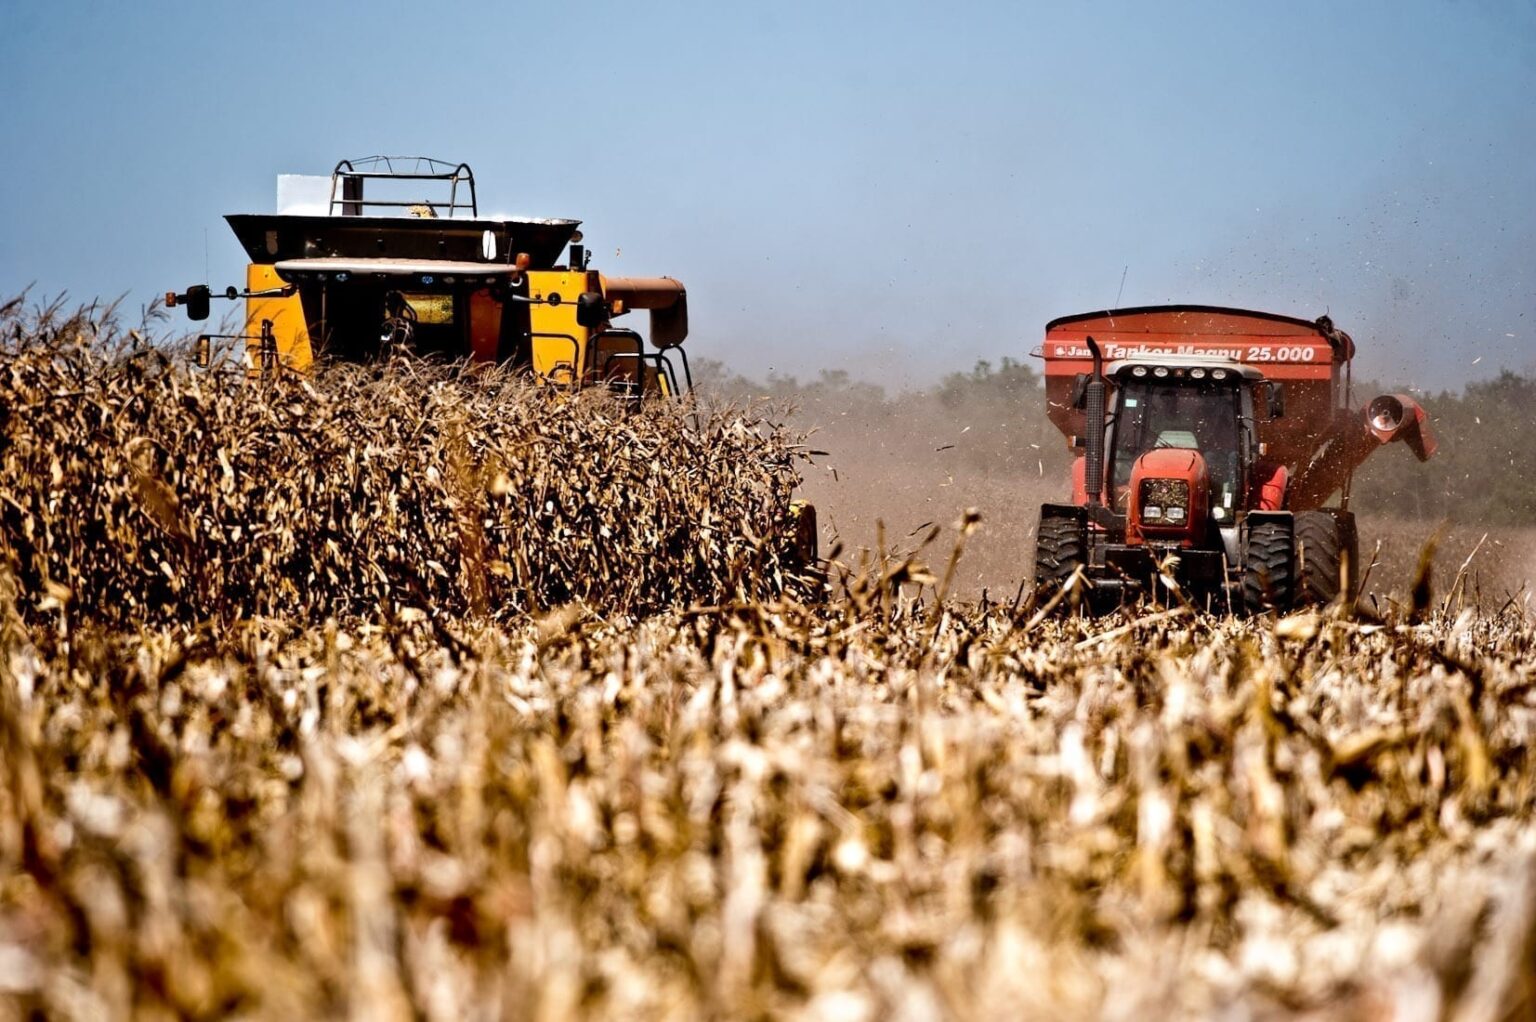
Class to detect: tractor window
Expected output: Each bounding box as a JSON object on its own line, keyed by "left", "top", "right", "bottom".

{"left": 391, "top": 290, "right": 467, "bottom": 360}
{"left": 1110, "top": 380, "right": 1242, "bottom": 508}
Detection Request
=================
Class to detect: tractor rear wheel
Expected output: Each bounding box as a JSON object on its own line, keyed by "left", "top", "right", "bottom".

{"left": 1034, "top": 510, "right": 1087, "bottom": 601}
{"left": 1295, "top": 510, "right": 1358, "bottom": 606}
{"left": 785, "top": 500, "right": 826, "bottom": 600}
{"left": 1242, "top": 518, "right": 1295, "bottom": 614}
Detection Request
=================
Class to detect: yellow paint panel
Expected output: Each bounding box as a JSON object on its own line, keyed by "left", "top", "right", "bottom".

{"left": 527, "top": 269, "right": 594, "bottom": 383}
{"left": 246, "top": 265, "right": 312, "bottom": 373}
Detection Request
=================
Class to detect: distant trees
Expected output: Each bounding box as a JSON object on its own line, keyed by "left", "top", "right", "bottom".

{"left": 690, "top": 359, "right": 890, "bottom": 407}
{"left": 697, "top": 356, "right": 1041, "bottom": 411}
{"left": 935, "top": 357, "right": 1041, "bottom": 408}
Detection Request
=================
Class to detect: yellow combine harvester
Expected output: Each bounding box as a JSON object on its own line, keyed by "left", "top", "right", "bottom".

{"left": 168, "top": 156, "right": 692, "bottom": 398}
{"left": 167, "top": 155, "right": 819, "bottom": 573}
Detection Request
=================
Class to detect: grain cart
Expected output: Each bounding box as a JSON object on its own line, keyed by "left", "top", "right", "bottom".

{"left": 1033, "top": 306, "right": 1435, "bottom": 613}
{"left": 165, "top": 156, "right": 818, "bottom": 568}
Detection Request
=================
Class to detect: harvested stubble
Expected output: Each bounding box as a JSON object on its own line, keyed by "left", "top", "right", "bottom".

{"left": 5, "top": 579, "right": 1536, "bottom": 1018}
{"left": 0, "top": 300, "right": 808, "bottom": 627}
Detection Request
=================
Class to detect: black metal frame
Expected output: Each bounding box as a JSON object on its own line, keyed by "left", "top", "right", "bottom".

{"left": 190, "top": 319, "right": 280, "bottom": 374}
{"left": 672, "top": 346, "right": 695, "bottom": 394}
{"left": 601, "top": 352, "right": 688, "bottom": 399}
{"left": 329, "top": 157, "right": 477, "bottom": 218}
{"left": 591, "top": 328, "right": 645, "bottom": 399}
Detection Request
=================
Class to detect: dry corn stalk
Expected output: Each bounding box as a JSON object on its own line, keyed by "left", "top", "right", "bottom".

{"left": 1, "top": 301, "right": 1535, "bottom": 1019}
{"left": 0, "top": 299, "right": 812, "bottom": 627}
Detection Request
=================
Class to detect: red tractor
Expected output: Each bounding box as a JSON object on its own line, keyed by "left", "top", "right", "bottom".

{"left": 1033, "top": 306, "right": 1436, "bottom": 613}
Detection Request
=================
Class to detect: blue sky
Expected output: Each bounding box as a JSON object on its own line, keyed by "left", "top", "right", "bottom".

{"left": 2, "top": 0, "right": 1532, "bottom": 389}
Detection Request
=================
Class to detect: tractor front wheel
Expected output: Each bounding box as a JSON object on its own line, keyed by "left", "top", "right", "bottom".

{"left": 1295, "top": 510, "right": 1358, "bottom": 607}
{"left": 1242, "top": 518, "right": 1295, "bottom": 615}
{"left": 1034, "top": 509, "right": 1087, "bottom": 604}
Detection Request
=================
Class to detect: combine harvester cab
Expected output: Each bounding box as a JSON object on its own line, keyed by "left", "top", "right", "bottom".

{"left": 167, "top": 156, "right": 693, "bottom": 398}
{"left": 1033, "top": 306, "right": 1436, "bottom": 614}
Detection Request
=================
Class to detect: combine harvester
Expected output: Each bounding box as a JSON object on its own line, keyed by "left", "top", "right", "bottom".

{"left": 1033, "top": 306, "right": 1436, "bottom": 613}
{"left": 167, "top": 156, "right": 693, "bottom": 397}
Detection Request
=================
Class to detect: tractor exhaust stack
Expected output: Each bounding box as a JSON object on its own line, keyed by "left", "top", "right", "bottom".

{"left": 1083, "top": 335, "right": 1107, "bottom": 507}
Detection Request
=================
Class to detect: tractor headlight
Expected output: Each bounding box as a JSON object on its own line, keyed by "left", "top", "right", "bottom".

{"left": 1139, "top": 478, "right": 1190, "bottom": 525}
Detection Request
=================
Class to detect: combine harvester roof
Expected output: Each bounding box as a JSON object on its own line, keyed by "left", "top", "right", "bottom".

{"left": 227, "top": 156, "right": 583, "bottom": 277}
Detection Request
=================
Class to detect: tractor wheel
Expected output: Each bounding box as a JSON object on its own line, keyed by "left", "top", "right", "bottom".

{"left": 788, "top": 500, "right": 820, "bottom": 568}
{"left": 1295, "top": 510, "right": 1358, "bottom": 606}
{"left": 1034, "top": 511, "right": 1087, "bottom": 601}
{"left": 1241, "top": 518, "right": 1294, "bottom": 614}
{"left": 785, "top": 500, "right": 826, "bottom": 601}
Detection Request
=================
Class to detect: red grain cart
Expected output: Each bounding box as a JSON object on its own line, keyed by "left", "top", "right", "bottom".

{"left": 1034, "top": 306, "right": 1435, "bottom": 613}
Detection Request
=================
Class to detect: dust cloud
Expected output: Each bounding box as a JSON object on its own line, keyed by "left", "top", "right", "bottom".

{"left": 794, "top": 395, "right": 1060, "bottom": 599}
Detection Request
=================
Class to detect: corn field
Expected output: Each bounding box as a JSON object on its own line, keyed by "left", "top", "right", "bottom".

{"left": 0, "top": 298, "right": 810, "bottom": 629}
{"left": 3, "top": 300, "right": 1536, "bottom": 1020}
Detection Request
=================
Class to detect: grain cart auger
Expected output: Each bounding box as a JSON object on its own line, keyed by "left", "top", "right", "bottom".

{"left": 164, "top": 155, "right": 819, "bottom": 573}
{"left": 1031, "top": 306, "right": 1436, "bottom": 614}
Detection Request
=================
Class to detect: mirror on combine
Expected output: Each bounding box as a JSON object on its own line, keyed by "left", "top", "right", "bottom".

{"left": 576, "top": 292, "right": 607, "bottom": 328}
{"left": 194, "top": 334, "right": 211, "bottom": 369}
{"left": 170, "top": 284, "right": 212, "bottom": 321}
{"left": 1267, "top": 381, "right": 1286, "bottom": 419}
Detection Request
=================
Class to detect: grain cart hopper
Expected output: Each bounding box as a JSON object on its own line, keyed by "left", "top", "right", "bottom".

{"left": 1033, "top": 306, "right": 1435, "bottom": 613}
{"left": 165, "top": 156, "right": 818, "bottom": 569}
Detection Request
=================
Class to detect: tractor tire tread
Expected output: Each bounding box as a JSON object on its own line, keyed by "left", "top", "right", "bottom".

{"left": 1242, "top": 519, "right": 1294, "bottom": 614}
{"left": 1034, "top": 514, "right": 1086, "bottom": 590}
{"left": 1295, "top": 510, "right": 1353, "bottom": 606}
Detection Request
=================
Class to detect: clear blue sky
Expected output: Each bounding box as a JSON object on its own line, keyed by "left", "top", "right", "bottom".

{"left": 2, "top": 0, "right": 1532, "bottom": 389}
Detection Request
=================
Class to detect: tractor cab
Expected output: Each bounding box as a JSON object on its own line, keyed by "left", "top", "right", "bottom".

{"left": 1098, "top": 356, "right": 1276, "bottom": 558}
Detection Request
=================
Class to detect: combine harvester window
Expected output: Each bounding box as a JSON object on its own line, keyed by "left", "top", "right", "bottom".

{"left": 402, "top": 293, "right": 455, "bottom": 325}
